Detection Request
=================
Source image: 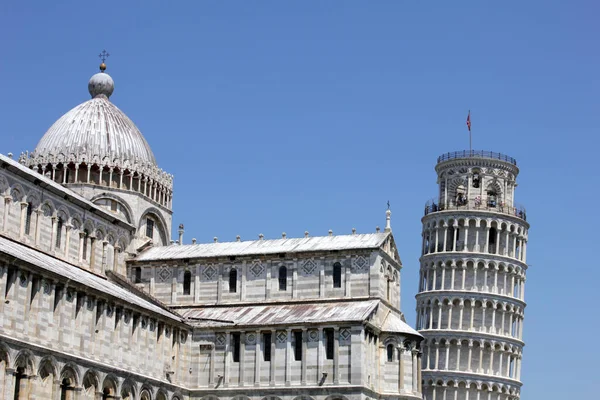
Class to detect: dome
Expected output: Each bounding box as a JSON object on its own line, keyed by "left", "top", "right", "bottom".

{"left": 32, "top": 72, "right": 157, "bottom": 166}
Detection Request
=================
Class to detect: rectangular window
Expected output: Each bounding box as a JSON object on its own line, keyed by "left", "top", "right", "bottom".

{"left": 25, "top": 202, "right": 33, "bottom": 235}
{"left": 110, "top": 200, "right": 118, "bottom": 211}
{"left": 146, "top": 218, "right": 154, "bottom": 239}
{"left": 263, "top": 332, "right": 272, "bottom": 361}
{"left": 325, "top": 328, "right": 334, "bottom": 360}
{"left": 55, "top": 217, "right": 63, "bottom": 248}
{"left": 232, "top": 333, "right": 241, "bottom": 362}
{"left": 293, "top": 331, "right": 303, "bottom": 361}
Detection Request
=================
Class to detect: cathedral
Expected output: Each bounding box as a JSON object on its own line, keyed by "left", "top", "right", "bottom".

{"left": 0, "top": 61, "right": 529, "bottom": 400}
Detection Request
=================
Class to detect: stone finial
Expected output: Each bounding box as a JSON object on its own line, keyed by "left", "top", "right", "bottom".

{"left": 328, "top": 229, "right": 333, "bottom": 236}
{"left": 213, "top": 237, "right": 218, "bottom": 243}
{"left": 352, "top": 228, "right": 356, "bottom": 235}
{"left": 259, "top": 233, "right": 264, "bottom": 240}
{"left": 178, "top": 224, "right": 184, "bottom": 244}
{"left": 282, "top": 232, "right": 287, "bottom": 239}
{"left": 192, "top": 238, "right": 197, "bottom": 244}
{"left": 236, "top": 235, "right": 241, "bottom": 242}
{"left": 305, "top": 231, "right": 309, "bottom": 238}
{"left": 384, "top": 209, "right": 392, "bottom": 233}
{"left": 170, "top": 240, "right": 175, "bottom": 245}
{"left": 7, "top": 153, "right": 12, "bottom": 159}
{"left": 376, "top": 226, "right": 380, "bottom": 233}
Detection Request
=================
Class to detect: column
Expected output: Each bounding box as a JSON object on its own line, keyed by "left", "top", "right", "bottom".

{"left": 64, "top": 224, "right": 71, "bottom": 259}
{"left": 74, "top": 163, "right": 79, "bottom": 182}
{"left": 398, "top": 347, "right": 404, "bottom": 393}
{"left": 495, "top": 229, "right": 500, "bottom": 255}
{"left": 2, "top": 196, "right": 10, "bottom": 232}
{"left": 464, "top": 225, "right": 469, "bottom": 252}
{"left": 285, "top": 329, "right": 292, "bottom": 386}
{"left": 62, "top": 165, "right": 68, "bottom": 184}
{"left": 498, "top": 350, "right": 504, "bottom": 377}
{"left": 108, "top": 168, "right": 113, "bottom": 188}
{"left": 441, "top": 266, "right": 446, "bottom": 290}
{"left": 484, "top": 227, "right": 490, "bottom": 253}
{"left": 489, "top": 344, "right": 495, "bottom": 374}
{"left": 434, "top": 342, "right": 440, "bottom": 370}
{"left": 78, "top": 232, "right": 85, "bottom": 263}
{"left": 119, "top": 171, "right": 124, "bottom": 189}
{"left": 456, "top": 343, "right": 462, "bottom": 371}
{"left": 254, "top": 330, "right": 260, "bottom": 386}
{"left": 478, "top": 345, "right": 483, "bottom": 373}
{"left": 434, "top": 228, "right": 439, "bottom": 252}
{"left": 317, "top": 327, "right": 324, "bottom": 383}
{"left": 469, "top": 302, "right": 475, "bottom": 330}
{"left": 19, "top": 201, "right": 28, "bottom": 239}
{"left": 452, "top": 224, "right": 458, "bottom": 252}
{"left": 301, "top": 328, "right": 307, "bottom": 385}
{"left": 447, "top": 304, "right": 453, "bottom": 329}
{"left": 224, "top": 331, "right": 230, "bottom": 387}
{"left": 270, "top": 329, "right": 276, "bottom": 386}
{"left": 473, "top": 265, "right": 478, "bottom": 290}
{"left": 467, "top": 341, "right": 473, "bottom": 372}
{"left": 444, "top": 342, "right": 450, "bottom": 370}
{"left": 474, "top": 223, "right": 480, "bottom": 252}
{"left": 89, "top": 235, "right": 96, "bottom": 271}
{"left": 458, "top": 304, "right": 464, "bottom": 330}
{"left": 86, "top": 165, "right": 91, "bottom": 183}
{"left": 442, "top": 226, "right": 448, "bottom": 252}
{"left": 504, "top": 231, "right": 510, "bottom": 256}
{"left": 112, "top": 245, "right": 121, "bottom": 272}
{"left": 432, "top": 267, "right": 437, "bottom": 291}
{"left": 50, "top": 216, "right": 57, "bottom": 251}
{"left": 34, "top": 209, "right": 41, "bottom": 246}
{"left": 451, "top": 265, "right": 456, "bottom": 290}
{"left": 101, "top": 241, "right": 108, "bottom": 273}
{"left": 461, "top": 266, "right": 466, "bottom": 290}
{"left": 412, "top": 350, "right": 418, "bottom": 395}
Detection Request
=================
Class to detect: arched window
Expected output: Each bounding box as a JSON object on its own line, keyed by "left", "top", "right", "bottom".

{"left": 229, "top": 269, "right": 237, "bottom": 293}
{"left": 387, "top": 344, "right": 394, "bottom": 362}
{"left": 278, "top": 266, "right": 287, "bottom": 291}
{"left": 489, "top": 227, "right": 497, "bottom": 253}
{"left": 183, "top": 271, "right": 192, "bottom": 295}
{"left": 333, "top": 262, "right": 342, "bottom": 288}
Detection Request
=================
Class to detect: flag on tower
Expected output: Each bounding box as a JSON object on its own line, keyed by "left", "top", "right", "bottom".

{"left": 466, "top": 111, "right": 471, "bottom": 132}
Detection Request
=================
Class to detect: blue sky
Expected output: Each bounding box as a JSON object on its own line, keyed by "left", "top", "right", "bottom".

{"left": 1, "top": 1, "right": 598, "bottom": 398}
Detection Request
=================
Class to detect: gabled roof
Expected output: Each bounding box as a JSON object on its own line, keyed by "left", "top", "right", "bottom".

{"left": 135, "top": 232, "right": 390, "bottom": 262}
{"left": 0, "top": 154, "right": 133, "bottom": 229}
{"left": 0, "top": 235, "right": 181, "bottom": 322}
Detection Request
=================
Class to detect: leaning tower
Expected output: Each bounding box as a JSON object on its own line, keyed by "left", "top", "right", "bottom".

{"left": 415, "top": 150, "right": 529, "bottom": 400}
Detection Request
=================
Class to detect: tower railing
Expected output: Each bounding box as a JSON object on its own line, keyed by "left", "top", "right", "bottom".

{"left": 424, "top": 197, "right": 527, "bottom": 221}
{"left": 437, "top": 150, "right": 517, "bottom": 166}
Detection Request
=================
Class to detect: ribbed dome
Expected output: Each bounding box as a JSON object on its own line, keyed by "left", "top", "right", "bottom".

{"left": 33, "top": 72, "right": 157, "bottom": 166}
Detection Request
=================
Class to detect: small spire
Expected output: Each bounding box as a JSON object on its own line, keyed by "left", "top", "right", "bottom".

{"left": 259, "top": 233, "right": 264, "bottom": 240}
{"left": 192, "top": 238, "right": 197, "bottom": 244}
{"left": 282, "top": 232, "right": 287, "bottom": 239}
{"left": 213, "top": 237, "right": 218, "bottom": 243}
{"left": 384, "top": 208, "right": 392, "bottom": 233}
{"left": 178, "top": 223, "right": 184, "bottom": 244}
{"left": 352, "top": 228, "right": 356, "bottom": 235}
{"left": 305, "top": 231, "right": 309, "bottom": 238}
{"left": 236, "top": 235, "right": 241, "bottom": 242}
{"left": 328, "top": 229, "right": 333, "bottom": 236}
{"left": 376, "top": 226, "right": 380, "bottom": 233}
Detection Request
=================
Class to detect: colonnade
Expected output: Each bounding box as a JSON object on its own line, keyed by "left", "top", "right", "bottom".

{"left": 415, "top": 299, "right": 524, "bottom": 340}
{"left": 31, "top": 161, "right": 173, "bottom": 209}
{"left": 421, "top": 218, "right": 527, "bottom": 263}
{"left": 419, "top": 261, "right": 525, "bottom": 300}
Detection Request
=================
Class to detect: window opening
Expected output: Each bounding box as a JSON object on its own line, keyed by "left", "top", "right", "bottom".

{"left": 25, "top": 202, "right": 33, "bottom": 235}
{"left": 263, "top": 332, "right": 272, "bottom": 361}
{"left": 232, "top": 333, "right": 241, "bottom": 362}
{"left": 387, "top": 344, "right": 394, "bottom": 362}
{"left": 278, "top": 266, "right": 287, "bottom": 291}
{"left": 56, "top": 217, "right": 63, "bottom": 248}
{"left": 183, "top": 271, "right": 191, "bottom": 295}
{"left": 333, "top": 262, "right": 342, "bottom": 288}
{"left": 82, "top": 230, "right": 89, "bottom": 260}
{"left": 293, "top": 331, "right": 303, "bottom": 361}
{"left": 146, "top": 218, "right": 154, "bottom": 239}
{"left": 487, "top": 191, "right": 498, "bottom": 208}
{"left": 229, "top": 269, "right": 237, "bottom": 293}
{"left": 133, "top": 267, "right": 142, "bottom": 284}
{"left": 325, "top": 328, "right": 334, "bottom": 360}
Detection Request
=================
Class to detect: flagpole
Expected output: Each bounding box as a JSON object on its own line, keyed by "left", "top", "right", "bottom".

{"left": 468, "top": 110, "right": 472, "bottom": 154}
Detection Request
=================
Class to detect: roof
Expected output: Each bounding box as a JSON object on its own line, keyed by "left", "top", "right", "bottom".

{"left": 180, "top": 300, "right": 380, "bottom": 328}
{"left": 0, "top": 235, "right": 181, "bottom": 322}
{"left": 381, "top": 309, "right": 420, "bottom": 336}
{"left": 135, "top": 233, "right": 389, "bottom": 262}
{"left": 179, "top": 300, "right": 421, "bottom": 337}
{"left": 0, "top": 154, "right": 133, "bottom": 229}
{"left": 32, "top": 72, "right": 156, "bottom": 166}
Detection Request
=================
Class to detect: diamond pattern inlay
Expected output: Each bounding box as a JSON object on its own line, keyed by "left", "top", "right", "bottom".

{"left": 302, "top": 259, "right": 317, "bottom": 275}
{"left": 157, "top": 266, "right": 172, "bottom": 282}
{"left": 203, "top": 265, "right": 217, "bottom": 280}
{"left": 250, "top": 260, "right": 265, "bottom": 277}
{"left": 353, "top": 255, "right": 368, "bottom": 271}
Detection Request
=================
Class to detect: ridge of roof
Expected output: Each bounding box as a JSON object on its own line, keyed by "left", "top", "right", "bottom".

{"left": 134, "top": 232, "right": 391, "bottom": 262}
